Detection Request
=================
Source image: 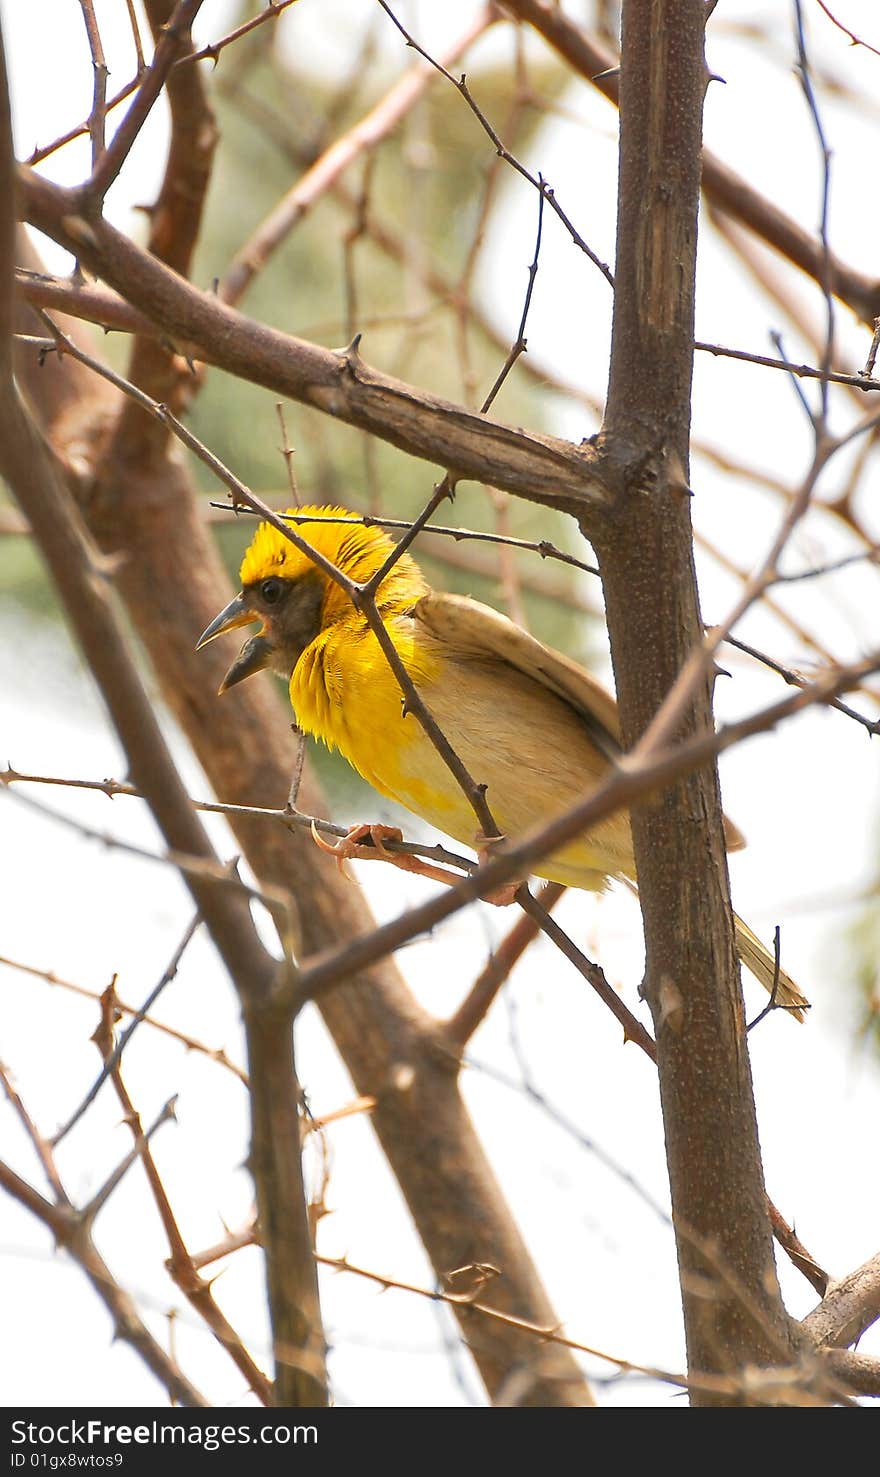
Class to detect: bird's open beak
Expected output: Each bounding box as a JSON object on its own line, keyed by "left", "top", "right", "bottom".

{"left": 217, "top": 633, "right": 274, "bottom": 694}
{"left": 196, "top": 591, "right": 255, "bottom": 649}
{"left": 196, "top": 593, "right": 275, "bottom": 694}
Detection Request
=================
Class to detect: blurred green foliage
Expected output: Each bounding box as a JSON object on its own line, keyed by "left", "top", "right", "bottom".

{"left": 846, "top": 896, "right": 880, "bottom": 1049}
{"left": 1, "top": 15, "right": 603, "bottom": 813}
{"left": 187, "top": 30, "right": 599, "bottom": 657}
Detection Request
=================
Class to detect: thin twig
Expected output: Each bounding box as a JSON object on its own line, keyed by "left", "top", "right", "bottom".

{"left": 86, "top": 0, "right": 205, "bottom": 201}
{"left": 0, "top": 952, "right": 248, "bottom": 1083}
{"left": 479, "top": 176, "right": 545, "bottom": 414}
{"left": 175, "top": 0, "right": 301, "bottom": 70}
{"left": 51, "top": 912, "right": 203, "bottom": 1148}
{"left": 376, "top": 0, "right": 614, "bottom": 288}
{"left": 209, "top": 504, "right": 601, "bottom": 577}
{"left": 275, "top": 402, "right": 301, "bottom": 506}
{"left": 445, "top": 881, "right": 564, "bottom": 1048}
{"left": 0, "top": 762, "right": 479, "bottom": 877}
{"left": 80, "top": 1097, "right": 178, "bottom": 1223}
{"left": 77, "top": 1, "right": 109, "bottom": 170}
{"left": 123, "top": 0, "right": 146, "bottom": 72}
{"left": 0, "top": 1064, "right": 69, "bottom": 1205}
{"left": 92, "top": 984, "right": 273, "bottom": 1404}
{"left": 694, "top": 337, "right": 880, "bottom": 394}
{"left": 814, "top": 0, "right": 880, "bottom": 62}
{"left": 0, "top": 1156, "right": 208, "bottom": 1405}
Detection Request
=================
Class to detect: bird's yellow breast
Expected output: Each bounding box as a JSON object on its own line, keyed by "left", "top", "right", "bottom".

{"left": 289, "top": 607, "right": 633, "bottom": 891}
{"left": 289, "top": 611, "right": 446, "bottom": 817}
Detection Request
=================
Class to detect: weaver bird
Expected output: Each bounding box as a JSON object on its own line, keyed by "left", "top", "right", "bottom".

{"left": 198, "top": 505, "right": 808, "bottom": 1021}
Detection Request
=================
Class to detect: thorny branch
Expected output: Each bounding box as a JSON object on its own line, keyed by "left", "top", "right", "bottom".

{"left": 5, "top": 0, "right": 880, "bottom": 1406}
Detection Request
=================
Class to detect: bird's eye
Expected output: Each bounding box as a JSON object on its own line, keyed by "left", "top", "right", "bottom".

{"left": 261, "top": 578, "right": 283, "bottom": 605}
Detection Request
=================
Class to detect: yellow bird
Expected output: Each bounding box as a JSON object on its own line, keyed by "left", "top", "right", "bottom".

{"left": 198, "top": 505, "right": 808, "bottom": 1021}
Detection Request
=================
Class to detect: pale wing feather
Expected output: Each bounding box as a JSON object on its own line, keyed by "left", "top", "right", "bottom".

{"left": 413, "top": 592, "right": 622, "bottom": 761}
{"left": 413, "top": 591, "right": 745, "bottom": 853}
{"left": 415, "top": 593, "right": 802, "bottom": 1013}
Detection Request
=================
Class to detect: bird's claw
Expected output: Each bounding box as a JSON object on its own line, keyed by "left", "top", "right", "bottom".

{"left": 310, "top": 821, "right": 522, "bottom": 905}
{"left": 311, "top": 821, "right": 464, "bottom": 889}
{"left": 311, "top": 820, "right": 401, "bottom": 878}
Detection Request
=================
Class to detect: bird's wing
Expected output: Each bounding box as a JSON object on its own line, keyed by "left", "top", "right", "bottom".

{"left": 413, "top": 591, "right": 746, "bottom": 853}
{"left": 412, "top": 591, "right": 622, "bottom": 763}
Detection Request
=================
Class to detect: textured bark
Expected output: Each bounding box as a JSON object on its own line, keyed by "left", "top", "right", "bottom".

{"left": 591, "top": 1, "right": 797, "bottom": 1400}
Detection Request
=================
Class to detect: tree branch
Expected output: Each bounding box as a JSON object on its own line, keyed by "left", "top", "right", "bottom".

{"left": 506, "top": 0, "right": 880, "bottom": 324}
{"left": 0, "top": 15, "right": 325, "bottom": 1406}
{"left": 18, "top": 168, "right": 609, "bottom": 517}
{"left": 589, "top": 0, "right": 798, "bottom": 1402}
{"left": 801, "top": 1250, "right": 880, "bottom": 1351}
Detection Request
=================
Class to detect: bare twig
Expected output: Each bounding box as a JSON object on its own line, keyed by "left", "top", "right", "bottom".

{"left": 220, "top": 6, "right": 499, "bottom": 306}
{"left": 815, "top": 0, "right": 880, "bottom": 62}
{"left": 0, "top": 952, "right": 248, "bottom": 1083}
{"left": 51, "top": 912, "right": 203, "bottom": 1148}
{"left": 445, "top": 881, "right": 564, "bottom": 1048}
{"left": 0, "top": 761, "right": 479, "bottom": 879}
{"left": 275, "top": 402, "right": 301, "bottom": 505}
{"left": 92, "top": 984, "right": 273, "bottom": 1404}
{"left": 176, "top": 0, "right": 301, "bottom": 70}
{"left": 25, "top": 79, "right": 143, "bottom": 168}
{"left": 0, "top": 1155, "right": 208, "bottom": 1405}
{"left": 80, "top": 1097, "right": 178, "bottom": 1224}
{"left": 376, "top": 0, "right": 614, "bottom": 288}
{"left": 85, "top": 0, "right": 205, "bottom": 201}
{"left": 77, "top": 1, "right": 109, "bottom": 169}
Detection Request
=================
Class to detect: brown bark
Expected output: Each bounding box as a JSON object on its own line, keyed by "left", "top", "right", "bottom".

{"left": 590, "top": 1, "right": 797, "bottom": 1400}
{"left": 19, "top": 167, "right": 608, "bottom": 516}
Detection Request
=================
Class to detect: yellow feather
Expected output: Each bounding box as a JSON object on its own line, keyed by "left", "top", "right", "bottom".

{"left": 207, "top": 504, "right": 807, "bottom": 1019}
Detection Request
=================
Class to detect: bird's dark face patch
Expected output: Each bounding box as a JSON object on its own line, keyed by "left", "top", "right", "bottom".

{"left": 244, "top": 572, "right": 325, "bottom": 680}
{"left": 198, "top": 574, "right": 325, "bottom": 692}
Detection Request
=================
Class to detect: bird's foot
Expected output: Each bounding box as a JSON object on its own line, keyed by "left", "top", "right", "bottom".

{"left": 312, "top": 822, "right": 524, "bottom": 905}
{"left": 311, "top": 822, "right": 465, "bottom": 888}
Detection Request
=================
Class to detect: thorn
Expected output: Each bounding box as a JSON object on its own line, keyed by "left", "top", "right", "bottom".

{"left": 667, "top": 450, "right": 694, "bottom": 499}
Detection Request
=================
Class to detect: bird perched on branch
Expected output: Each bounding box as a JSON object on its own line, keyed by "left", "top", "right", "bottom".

{"left": 198, "top": 504, "right": 808, "bottom": 1021}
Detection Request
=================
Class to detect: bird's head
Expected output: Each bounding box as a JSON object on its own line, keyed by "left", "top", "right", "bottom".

{"left": 196, "top": 504, "right": 426, "bottom": 693}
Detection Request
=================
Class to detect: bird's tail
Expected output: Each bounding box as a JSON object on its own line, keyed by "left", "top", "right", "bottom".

{"left": 619, "top": 878, "right": 809, "bottom": 1022}
{"left": 732, "top": 912, "right": 809, "bottom": 1023}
